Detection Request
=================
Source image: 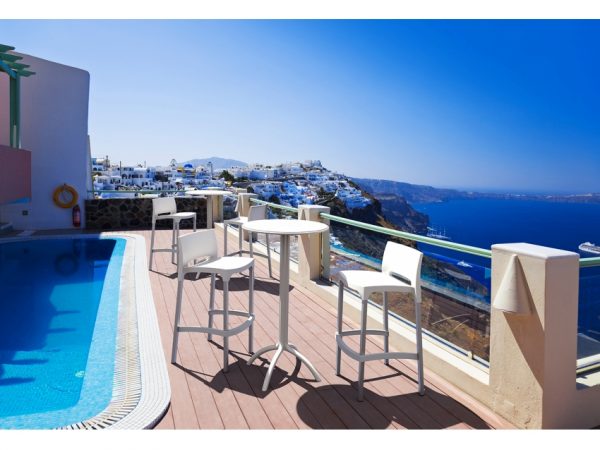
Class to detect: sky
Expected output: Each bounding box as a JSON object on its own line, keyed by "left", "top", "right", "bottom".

{"left": 1, "top": 20, "right": 599, "bottom": 194}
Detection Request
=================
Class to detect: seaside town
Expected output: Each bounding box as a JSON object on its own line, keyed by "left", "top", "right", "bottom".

{"left": 91, "top": 157, "right": 373, "bottom": 211}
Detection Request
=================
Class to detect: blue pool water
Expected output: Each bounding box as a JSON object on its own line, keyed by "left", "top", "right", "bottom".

{"left": 0, "top": 237, "right": 125, "bottom": 429}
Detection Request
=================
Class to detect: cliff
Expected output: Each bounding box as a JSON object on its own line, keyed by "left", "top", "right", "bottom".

{"left": 354, "top": 177, "right": 463, "bottom": 203}
{"left": 374, "top": 193, "right": 429, "bottom": 234}
{"left": 354, "top": 177, "right": 600, "bottom": 205}
{"left": 322, "top": 195, "right": 424, "bottom": 259}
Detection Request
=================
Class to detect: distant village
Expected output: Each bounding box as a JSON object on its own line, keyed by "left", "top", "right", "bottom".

{"left": 91, "top": 157, "right": 372, "bottom": 211}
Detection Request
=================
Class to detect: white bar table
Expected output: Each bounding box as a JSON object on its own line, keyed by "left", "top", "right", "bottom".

{"left": 243, "top": 218, "right": 329, "bottom": 391}
{"left": 186, "top": 189, "right": 230, "bottom": 228}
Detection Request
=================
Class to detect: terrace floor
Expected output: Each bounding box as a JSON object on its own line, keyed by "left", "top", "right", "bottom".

{"left": 125, "top": 227, "right": 512, "bottom": 430}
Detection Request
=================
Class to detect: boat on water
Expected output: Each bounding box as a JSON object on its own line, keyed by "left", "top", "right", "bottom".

{"left": 330, "top": 235, "right": 342, "bottom": 246}
{"left": 579, "top": 242, "right": 600, "bottom": 255}
{"left": 426, "top": 226, "right": 451, "bottom": 241}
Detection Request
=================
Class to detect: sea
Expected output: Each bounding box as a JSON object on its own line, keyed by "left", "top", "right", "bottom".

{"left": 411, "top": 198, "right": 600, "bottom": 339}
{"left": 412, "top": 198, "right": 600, "bottom": 257}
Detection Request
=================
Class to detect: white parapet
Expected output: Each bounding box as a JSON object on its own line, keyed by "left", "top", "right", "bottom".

{"left": 489, "top": 243, "right": 583, "bottom": 428}
{"left": 298, "top": 205, "right": 330, "bottom": 282}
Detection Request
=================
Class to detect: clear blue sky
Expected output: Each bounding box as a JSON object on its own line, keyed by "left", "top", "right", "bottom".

{"left": 1, "top": 20, "right": 599, "bottom": 194}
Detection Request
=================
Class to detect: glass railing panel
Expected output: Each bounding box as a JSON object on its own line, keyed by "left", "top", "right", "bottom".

{"left": 222, "top": 194, "right": 238, "bottom": 221}
{"left": 327, "top": 231, "right": 491, "bottom": 364}
{"left": 578, "top": 264, "right": 600, "bottom": 371}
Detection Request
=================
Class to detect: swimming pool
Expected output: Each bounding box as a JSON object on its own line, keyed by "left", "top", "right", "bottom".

{"left": 0, "top": 237, "right": 126, "bottom": 429}
{"left": 0, "top": 234, "right": 170, "bottom": 429}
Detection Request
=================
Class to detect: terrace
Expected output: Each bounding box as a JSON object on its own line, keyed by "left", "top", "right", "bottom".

{"left": 33, "top": 224, "right": 512, "bottom": 430}
{"left": 2, "top": 44, "right": 600, "bottom": 431}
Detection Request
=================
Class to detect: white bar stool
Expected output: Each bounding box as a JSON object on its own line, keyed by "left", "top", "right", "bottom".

{"left": 171, "top": 229, "right": 255, "bottom": 372}
{"left": 148, "top": 196, "right": 196, "bottom": 270}
{"left": 224, "top": 204, "right": 272, "bottom": 277}
{"left": 336, "top": 241, "right": 425, "bottom": 401}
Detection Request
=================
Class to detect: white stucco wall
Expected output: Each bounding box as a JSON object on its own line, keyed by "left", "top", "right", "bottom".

{"left": 0, "top": 53, "right": 90, "bottom": 230}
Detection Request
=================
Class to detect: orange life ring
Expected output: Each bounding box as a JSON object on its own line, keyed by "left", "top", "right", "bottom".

{"left": 53, "top": 184, "right": 79, "bottom": 209}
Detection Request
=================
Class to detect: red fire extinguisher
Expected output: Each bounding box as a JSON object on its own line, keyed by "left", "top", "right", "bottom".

{"left": 73, "top": 204, "right": 81, "bottom": 228}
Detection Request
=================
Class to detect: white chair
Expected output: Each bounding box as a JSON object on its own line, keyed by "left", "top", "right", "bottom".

{"left": 171, "top": 229, "right": 255, "bottom": 372}
{"left": 148, "top": 197, "right": 196, "bottom": 270}
{"left": 336, "top": 241, "right": 425, "bottom": 401}
{"left": 224, "top": 204, "right": 272, "bottom": 277}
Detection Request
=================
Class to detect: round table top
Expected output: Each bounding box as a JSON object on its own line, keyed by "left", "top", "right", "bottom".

{"left": 243, "top": 219, "right": 329, "bottom": 235}
{"left": 186, "top": 190, "right": 231, "bottom": 196}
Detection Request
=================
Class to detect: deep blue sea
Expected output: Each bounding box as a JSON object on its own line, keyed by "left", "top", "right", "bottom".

{"left": 412, "top": 198, "right": 600, "bottom": 256}
{"left": 412, "top": 198, "right": 600, "bottom": 340}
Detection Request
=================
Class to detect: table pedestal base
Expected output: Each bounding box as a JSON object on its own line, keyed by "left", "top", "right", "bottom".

{"left": 248, "top": 343, "right": 321, "bottom": 392}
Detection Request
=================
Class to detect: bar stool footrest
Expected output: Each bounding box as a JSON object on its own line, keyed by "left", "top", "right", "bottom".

{"left": 339, "top": 329, "right": 389, "bottom": 338}
{"left": 336, "top": 333, "right": 418, "bottom": 363}
{"left": 178, "top": 314, "right": 254, "bottom": 338}
{"left": 150, "top": 248, "right": 176, "bottom": 254}
{"left": 208, "top": 309, "right": 253, "bottom": 318}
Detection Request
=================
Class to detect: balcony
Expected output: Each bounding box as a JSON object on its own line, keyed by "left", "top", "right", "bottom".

{"left": 71, "top": 192, "right": 600, "bottom": 429}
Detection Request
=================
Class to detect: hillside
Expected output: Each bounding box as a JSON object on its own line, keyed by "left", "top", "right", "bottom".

{"left": 375, "top": 193, "right": 429, "bottom": 233}
{"left": 321, "top": 194, "right": 426, "bottom": 259}
{"left": 183, "top": 157, "right": 248, "bottom": 169}
{"left": 353, "top": 177, "right": 600, "bottom": 204}
{"left": 353, "top": 178, "right": 463, "bottom": 203}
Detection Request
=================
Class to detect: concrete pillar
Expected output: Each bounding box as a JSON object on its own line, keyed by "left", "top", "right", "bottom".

{"left": 298, "top": 205, "right": 330, "bottom": 282}
{"left": 238, "top": 193, "right": 257, "bottom": 240}
{"left": 489, "top": 243, "right": 579, "bottom": 428}
{"left": 212, "top": 196, "right": 223, "bottom": 223}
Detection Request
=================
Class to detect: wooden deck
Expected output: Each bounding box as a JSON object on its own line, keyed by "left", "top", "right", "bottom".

{"left": 133, "top": 228, "right": 512, "bottom": 430}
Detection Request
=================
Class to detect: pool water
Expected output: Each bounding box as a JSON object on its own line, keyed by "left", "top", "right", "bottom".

{"left": 0, "top": 238, "right": 125, "bottom": 429}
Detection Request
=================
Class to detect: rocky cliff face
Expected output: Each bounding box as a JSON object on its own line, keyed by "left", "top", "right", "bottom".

{"left": 322, "top": 195, "right": 424, "bottom": 259}
{"left": 354, "top": 177, "right": 600, "bottom": 204}
{"left": 353, "top": 177, "right": 463, "bottom": 203}
{"left": 375, "top": 193, "right": 429, "bottom": 234}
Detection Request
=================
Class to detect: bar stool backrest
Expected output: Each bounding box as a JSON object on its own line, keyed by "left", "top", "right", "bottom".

{"left": 248, "top": 204, "right": 267, "bottom": 222}
{"left": 152, "top": 197, "right": 177, "bottom": 218}
{"left": 177, "top": 230, "right": 218, "bottom": 276}
{"left": 381, "top": 242, "right": 423, "bottom": 301}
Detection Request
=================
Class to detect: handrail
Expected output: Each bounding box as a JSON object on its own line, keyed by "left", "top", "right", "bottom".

{"left": 581, "top": 257, "right": 600, "bottom": 268}
{"left": 249, "top": 197, "right": 300, "bottom": 214}
{"left": 249, "top": 197, "right": 491, "bottom": 258}
{"left": 320, "top": 213, "right": 492, "bottom": 259}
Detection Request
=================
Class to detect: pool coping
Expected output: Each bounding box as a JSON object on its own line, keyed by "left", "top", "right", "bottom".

{"left": 0, "top": 233, "right": 171, "bottom": 429}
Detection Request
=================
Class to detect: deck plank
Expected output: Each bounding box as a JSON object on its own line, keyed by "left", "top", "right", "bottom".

{"left": 135, "top": 228, "right": 511, "bottom": 430}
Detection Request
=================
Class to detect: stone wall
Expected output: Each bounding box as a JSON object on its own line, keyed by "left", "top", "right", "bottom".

{"left": 85, "top": 198, "right": 207, "bottom": 230}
